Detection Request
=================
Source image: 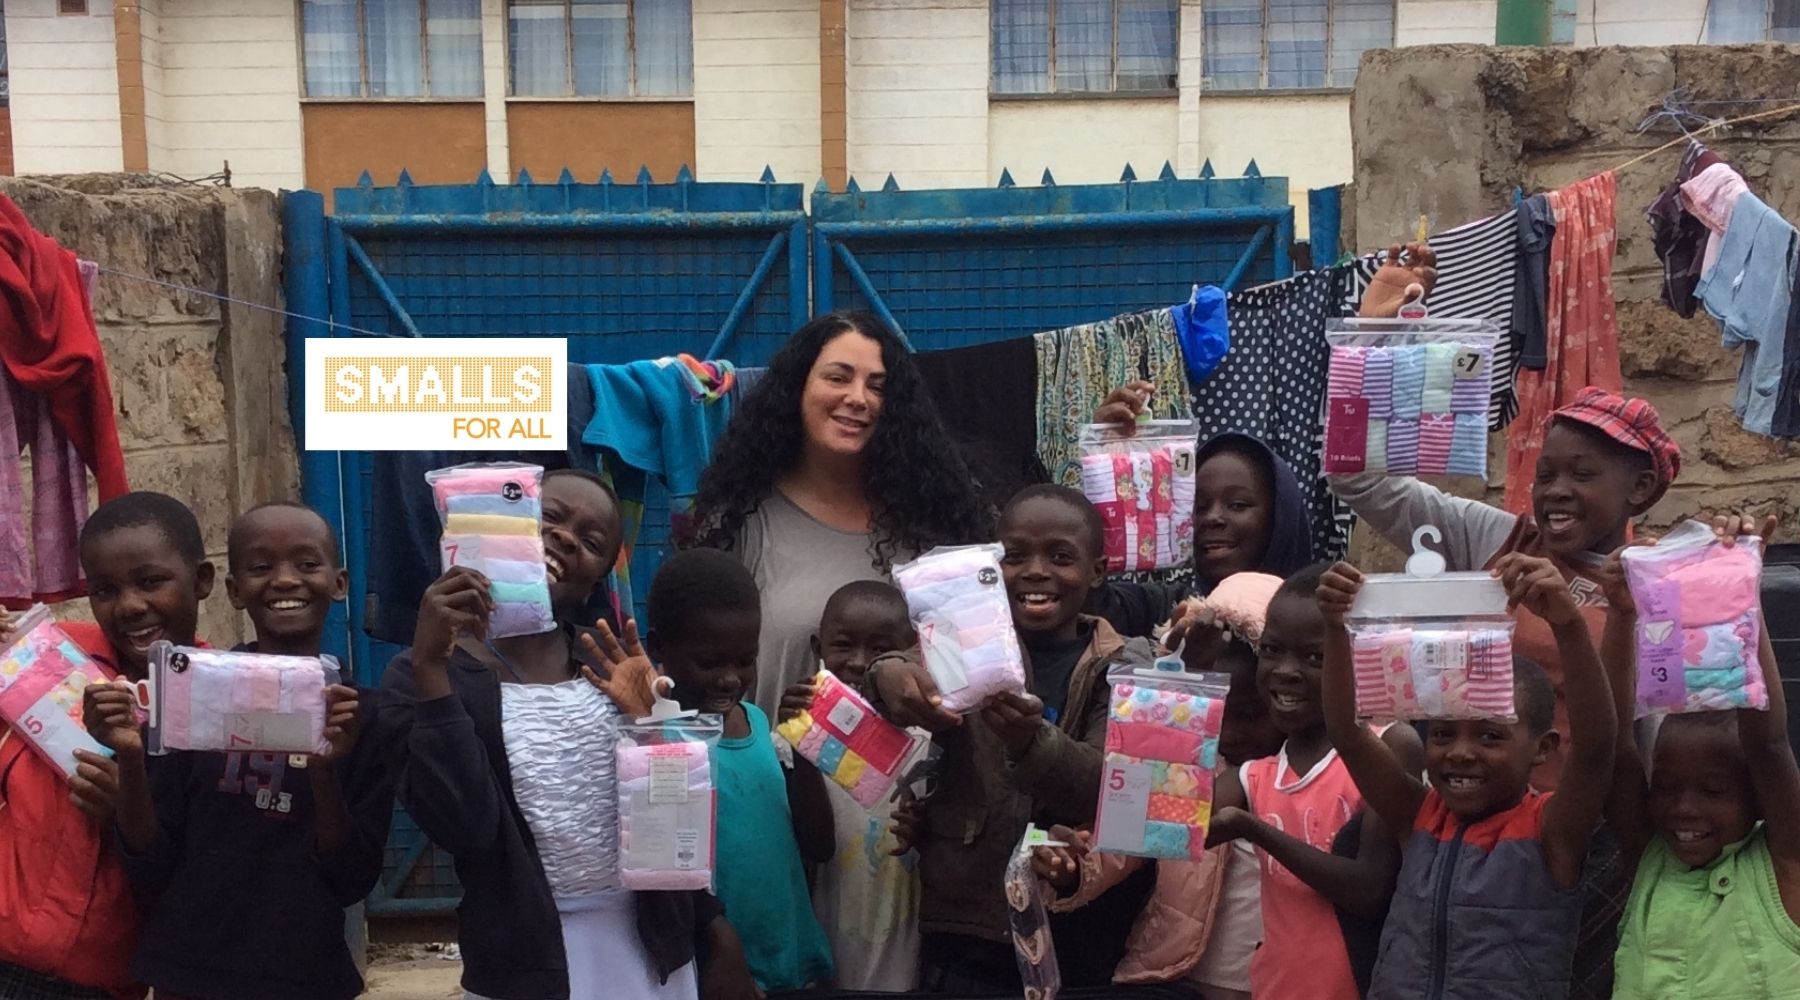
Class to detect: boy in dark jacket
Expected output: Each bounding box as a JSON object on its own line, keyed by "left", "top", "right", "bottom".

{"left": 872, "top": 484, "right": 1156, "bottom": 991}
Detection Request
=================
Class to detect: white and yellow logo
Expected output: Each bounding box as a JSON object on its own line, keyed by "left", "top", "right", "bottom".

{"left": 304, "top": 339, "right": 568, "bottom": 451}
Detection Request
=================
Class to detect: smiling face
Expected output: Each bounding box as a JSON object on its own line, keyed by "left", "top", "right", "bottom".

{"left": 1424, "top": 709, "right": 1550, "bottom": 819}
{"left": 654, "top": 609, "right": 762, "bottom": 717}
{"left": 1193, "top": 448, "right": 1274, "bottom": 587}
{"left": 1219, "top": 644, "right": 1283, "bottom": 766}
{"left": 226, "top": 506, "right": 346, "bottom": 653}
{"left": 1650, "top": 717, "right": 1757, "bottom": 868}
{"left": 1255, "top": 592, "right": 1327, "bottom": 737}
{"left": 539, "top": 473, "right": 623, "bottom": 616}
{"left": 82, "top": 525, "right": 214, "bottom": 676}
{"left": 1532, "top": 421, "right": 1658, "bottom": 558}
{"left": 811, "top": 596, "right": 914, "bottom": 688}
{"left": 998, "top": 493, "right": 1107, "bottom": 642}
{"left": 799, "top": 330, "right": 886, "bottom": 460}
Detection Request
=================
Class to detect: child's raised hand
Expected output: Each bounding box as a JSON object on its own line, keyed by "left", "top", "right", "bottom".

{"left": 979, "top": 691, "right": 1046, "bottom": 757}
{"left": 1597, "top": 545, "right": 1636, "bottom": 615}
{"left": 1359, "top": 242, "right": 1438, "bottom": 318}
{"left": 777, "top": 681, "right": 816, "bottom": 724}
{"left": 889, "top": 793, "right": 924, "bottom": 856}
{"left": 68, "top": 749, "right": 121, "bottom": 823}
{"left": 1092, "top": 380, "right": 1157, "bottom": 434}
{"left": 1493, "top": 553, "right": 1580, "bottom": 626}
{"left": 83, "top": 680, "right": 142, "bottom": 758}
{"left": 1165, "top": 601, "right": 1231, "bottom": 672}
{"left": 871, "top": 651, "right": 961, "bottom": 732}
{"left": 579, "top": 618, "right": 658, "bottom": 718}
{"left": 1712, "top": 512, "right": 1779, "bottom": 548}
{"left": 1316, "top": 561, "right": 1364, "bottom": 626}
{"left": 1031, "top": 825, "right": 1090, "bottom": 895}
{"left": 316, "top": 684, "right": 361, "bottom": 763}
{"left": 413, "top": 567, "right": 494, "bottom": 665}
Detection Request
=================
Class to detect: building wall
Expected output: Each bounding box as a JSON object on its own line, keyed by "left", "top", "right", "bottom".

{"left": 693, "top": 0, "right": 821, "bottom": 185}
{"left": 989, "top": 98, "right": 1178, "bottom": 186}
{"left": 8, "top": 0, "right": 123, "bottom": 174}
{"left": 157, "top": 0, "right": 304, "bottom": 191}
{"left": 302, "top": 103, "right": 488, "bottom": 206}
{"left": 507, "top": 102, "right": 698, "bottom": 183}
{"left": 846, "top": 0, "right": 988, "bottom": 190}
{"left": 139, "top": 0, "right": 170, "bottom": 169}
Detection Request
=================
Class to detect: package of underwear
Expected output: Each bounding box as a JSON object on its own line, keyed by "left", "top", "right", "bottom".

{"left": 616, "top": 692, "right": 722, "bottom": 891}
{"left": 142, "top": 642, "right": 341, "bottom": 756}
{"left": 1092, "top": 657, "right": 1228, "bottom": 861}
{"left": 0, "top": 605, "right": 118, "bottom": 780}
{"left": 1321, "top": 318, "right": 1501, "bottom": 478}
{"left": 1077, "top": 419, "right": 1200, "bottom": 574}
{"left": 1347, "top": 525, "right": 1518, "bottom": 723}
{"left": 1623, "top": 519, "right": 1767, "bottom": 716}
{"left": 426, "top": 462, "right": 555, "bottom": 639}
{"left": 893, "top": 544, "right": 1028, "bottom": 714}
{"left": 1005, "top": 826, "right": 1063, "bottom": 1000}
{"left": 775, "top": 666, "right": 925, "bottom": 808}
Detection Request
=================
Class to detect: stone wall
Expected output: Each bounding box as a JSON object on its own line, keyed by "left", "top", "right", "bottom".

{"left": 1348, "top": 43, "right": 1800, "bottom": 567}
{"left": 6, "top": 174, "right": 298, "bottom": 646}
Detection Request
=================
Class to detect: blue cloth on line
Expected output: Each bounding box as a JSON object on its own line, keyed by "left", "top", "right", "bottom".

{"left": 1699, "top": 191, "right": 1797, "bottom": 437}
{"left": 1171, "top": 285, "right": 1230, "bottom": 385}
{"left": 583, "top": 357, "right": 735, "bottom": 517}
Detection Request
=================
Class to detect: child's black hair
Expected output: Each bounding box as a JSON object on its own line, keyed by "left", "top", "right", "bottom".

{"left": 80, "top": 491, "right": 206, "bottom": 568}
{"left": 1513, "top": 656, "right": 1556, "bottom": 737}
{"left": 648, "top": 548, "right": 760, "bottom": 636}
{"left": 226, "top": 502, "right": 341, "bottom": 571}
{"left": 822, "top": 580, "right": 909, "bottom": 630}
{"left": 1655, "top": 710, "right": 1740, "bottom": 744}
{"left": 1550, "top": 416, "right": 1654, "bottom": 477}
{"left": 544, "top": 467, "right": 622, "bottom": 512}
{"left": 1001, "top": 483, "right": 1106, "bottom": 557}
{"left": 1274, "top": 561, "right": 1333, "bottom": 604}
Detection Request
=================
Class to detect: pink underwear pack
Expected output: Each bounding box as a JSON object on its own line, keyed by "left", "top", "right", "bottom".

{"left": 1092, "top": 663, "right": 1228, "bottom": 861}
{"left": 616, "top": 713, "right": 720, "bottom": 891}
{"left": 143, "top": 642, "right": 340, "bottom": 756}
{"left": 894, "top": 544, "right": 1028, "bottom": 714}
{"left": 1623, "top": 520, "right": 1767, "bottom": 716}
{"left": 1077, "top": 420, "right": 1199, "bottom": 573}
{"left": 775, "top": 667, "right": 923, "bottom": 808}
{"left": 0, "top": 605, "right": 117, "bottom": 780}
{"left": 427, "top": 462, "right": 555, "bottom": 639}
{"left": 1321, "top": 318, "right": 1501, "bottom": 477}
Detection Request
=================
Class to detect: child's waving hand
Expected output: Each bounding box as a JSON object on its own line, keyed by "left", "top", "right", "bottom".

{"left": 1493, "top": 553, "right": 1580, "bottom": 626}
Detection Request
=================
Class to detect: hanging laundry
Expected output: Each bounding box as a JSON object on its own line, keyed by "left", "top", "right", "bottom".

{"left": 1681, "top": 162, "right": 1752, "bottom": 279}
{"left": 364, "top": 364, "right": 604, "bottom": 645}
{"left": 1201, "top": 267, "right": 1353, "bottom": 560}
{"left": 1646, "top": 142, "right": 1727, "bottom": 318}
{"left": 1171, "top": 284, "right": 1231, "bottom": 385}
{"left": 0, "top": 195, "right": 128, "bottom": 500}
{"left": 1697, "top": 190, "right": 1797, "bottom": 438}
{"left": 1512, "top": 194, "right": 1557, "bottom": 370}
{"left": 0, "top": 367, "right": 92, "bottom": 609}
{"left": 1033, "top": 309, "right": 1189, "bottom": 490}
{"left": 915, "top": 336, "right": 1049, "bottom": 516}
{"left": 1349, "top": 212, "right": 1521, "bottom": 429}
{"left": 1773, "top": 264, "right": 1800, "bottom": 438}
{"left": 1505, "top": 172, "right": 1623, "bottom": 514}
{"left": 583, "top": 355, "right": 736, "bottom": 543}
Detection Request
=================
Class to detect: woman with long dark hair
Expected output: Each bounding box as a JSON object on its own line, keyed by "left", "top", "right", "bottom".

{"left": 686, "top": 311, "right": 990, "bottom": 715}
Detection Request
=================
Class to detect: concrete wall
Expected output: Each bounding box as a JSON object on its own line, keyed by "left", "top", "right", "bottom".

{"left": 8, "top": 0, "right": 123, "bottom": 174}
{"left": 1349, "top": 42, "right": 1800, "bottom": 566}
{"left": 3, "top": 176, "right": 299, "bottom": 645}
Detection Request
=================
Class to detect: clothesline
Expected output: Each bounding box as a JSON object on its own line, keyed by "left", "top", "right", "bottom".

{"left": 1607, "top": 100, "right": 1800, "bottom": 174}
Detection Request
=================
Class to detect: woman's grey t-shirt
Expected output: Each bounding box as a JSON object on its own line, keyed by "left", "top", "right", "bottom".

{"left": 733, "top": 490, "right": 899, "bottom": 718}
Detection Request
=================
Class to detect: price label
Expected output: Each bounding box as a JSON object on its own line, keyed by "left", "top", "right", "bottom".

{"left": 1417, "top": 635, "right": 1468, "bottom": 673}
{"left": 826, "top": 697, "right": 866, "bottom": 735}
{"left": 649, "top": 749, "right": 691, "bottom": 805}
{"left": 1172, "top": 446, "right": 1195, "bottom": 477}
{"left": 1093, "top": 760, "right": 1152, "bottom": 852}
{"left": 1452, "top": 348, "right": 1486, "bottom": 380}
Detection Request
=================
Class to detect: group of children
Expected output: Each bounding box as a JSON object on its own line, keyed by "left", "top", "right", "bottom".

{"left": 3, "top": 375, "right": 1798, "bottom": 1000}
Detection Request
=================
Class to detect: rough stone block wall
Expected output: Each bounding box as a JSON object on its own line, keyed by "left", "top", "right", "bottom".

{"left": 5, "top": 174, "right": 298, "bottom": 647}
{"left": 1349, "top": 43, "right": 1800, "bottom": 568}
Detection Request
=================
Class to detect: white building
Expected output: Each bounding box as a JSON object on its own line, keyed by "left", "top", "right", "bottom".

{"left": 5, "top": 0, "right": 1795, "bottom": 219}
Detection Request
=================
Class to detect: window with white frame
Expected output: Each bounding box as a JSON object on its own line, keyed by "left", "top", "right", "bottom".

{"left": 991, "top": 0, "right": 1180, "bottom": 96}
{"left": 1203, "top": 0, "right": 1393, "bottom": 92}
{"left": 508, "top": 0, "right": 694, "bottom": 98}
{"left": 301, "top": 0, "right": 483, "bottom": 98}
{"left": 1706, "top": 0, "right": 1800, "bottom": 42}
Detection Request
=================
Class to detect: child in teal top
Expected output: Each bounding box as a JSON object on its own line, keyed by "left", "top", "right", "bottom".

{"left": 647, "top": 548, "right": 836, "bottom": 992}
{"left": 1602, "top": 516, "right": 1800, "bottom": 999}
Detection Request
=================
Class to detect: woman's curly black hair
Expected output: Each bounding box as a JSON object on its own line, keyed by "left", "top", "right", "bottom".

{"left": 684, "top": 311, "right": 992, "bottom": 569}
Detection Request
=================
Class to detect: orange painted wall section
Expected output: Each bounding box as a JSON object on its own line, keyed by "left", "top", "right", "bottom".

{"left": 303, "top": 103, "right": 488, "bottom": 210}
{"left": 507, "top": 102, "right": 696, "bottom": 183}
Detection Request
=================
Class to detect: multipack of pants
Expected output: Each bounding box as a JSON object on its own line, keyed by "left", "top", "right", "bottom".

{"left": 143, "top": 642, "right": 340, "bottom": 755}
{"left": 894, "top": 544, "right": 1028, "bottom": 714}
{"left": 1092, "top": 659, "right": 1227, "bottom": 861}
{"left": 1322, "top": 318, "right": 1501, "bottom": 478}
{"left": 616, "top": 708, "right": 721, "bottom": 891}
{"left": 775, "top": 666, "right": 924, "bottom": 808}
{"left": 427, "top": 462, "right": 555, "bottom": 638}
{"left": 1624, "top": 519, "right": 1768, "bottom": 715}
{"left": 1078, "top": 419, "right": 1199, "bottom": 573}
{"left": 0, "top": 605, "right": 117, "bottom": 780}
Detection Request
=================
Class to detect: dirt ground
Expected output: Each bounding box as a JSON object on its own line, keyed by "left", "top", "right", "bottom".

{"left": 361, "top": 943, "right": 465, "bottom": 999}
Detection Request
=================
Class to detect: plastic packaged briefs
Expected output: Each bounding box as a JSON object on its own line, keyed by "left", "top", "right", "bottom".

{"left": 1077, "top": 420, "right": 1199, "bottom": 573}
{"left": 427, "top": 462, "right": 554, "bottom": 639}
{"left": 1323, "top": 319, "right": 1501, "bottom": 477}
{"left": 143, "top": 642, "right": 340, "bottom": 756}
{"left": 776, "top": 667, "right": 923, "bottom": 808}
{"left": 1346, "top": 525, "right": 1518, "bottom": 723}
{"left": 0, "top": 605, "right": 117, "bottom": 780}
{"left": 1005, "top": 827, "right": 1063, "bottom": 1000}
{"left": 616, "top": 712, "right": 721, "bottom": 891}
{"left": 1093, "top": 662, "right": 1227, "bottom": 861}
{"left": 893, "top": 544, "right": 1028, "bottom": 714}
{"left": 1624, "top": 520, "right": 1767, "bottom": 716}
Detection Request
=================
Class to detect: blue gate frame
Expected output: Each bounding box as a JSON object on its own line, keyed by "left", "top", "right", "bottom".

{"left": 284, "top": 167, "right": 806, "bottom": 916}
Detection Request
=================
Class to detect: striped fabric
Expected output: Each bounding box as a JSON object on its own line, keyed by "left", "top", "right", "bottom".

{"left": 1349, "top": 210, "right": 1522, "bottom": 430}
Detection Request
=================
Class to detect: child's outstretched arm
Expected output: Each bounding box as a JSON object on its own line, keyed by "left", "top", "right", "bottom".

{"left": 1496, "top": 554, "right": 1616, "bottom": 890}
{"left": 1596, "top": 546, "right": 1653, "bottom": 873}
{"left": 1317, "top": 563, "right": 1428, "bottom": 836}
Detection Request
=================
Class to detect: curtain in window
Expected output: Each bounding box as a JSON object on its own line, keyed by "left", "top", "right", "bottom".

{"left": 1775, "top": 0, "right": 1799, "bottom": 40}
{"left": 993, "top": 0, "right": 1052, "bottom": 94}
{"left": 1055, "top": 0, "right": 1113, "bottom": 92}
{"left": 1328, "top": 0, "right": 1390, "bottom": 88}
{"left": 1267, "top": 0, "right": 1325, "bottom": 88}
{"left": 571, "top": 0, "right": 629, "bottom": 96}
{"left": 302, "top": 0, "right": 362, "bottom": 96}
{"left": 636, "top": 0, "right": 694, "bottom": 96}
{"left": 1203, "top": 0, "right": 1263, "bottom": 90}
{"left": 510, "top": 0, "right": 567, "bottom": 95}
{"left": 428, "top": 0, "right": 484, "bottom": 96}
{"left": 1117, "top": 0, "right": 1178, "bottom": 91}
{"left": 1707, "top": 0, "right": 1771, "bottom": 41}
